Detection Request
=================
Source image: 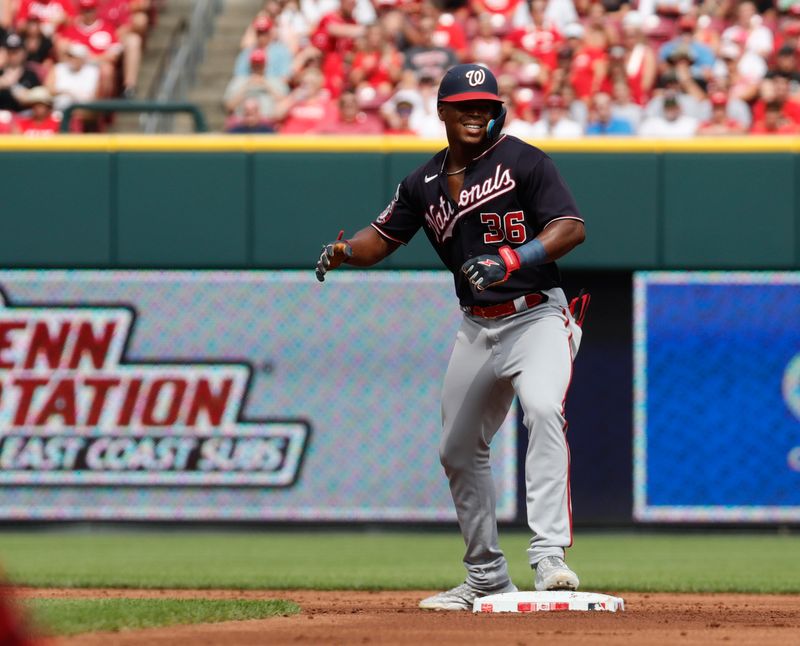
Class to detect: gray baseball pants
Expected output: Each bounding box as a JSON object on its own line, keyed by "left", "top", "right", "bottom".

{"left": 439, "top": 287, "right": 582, "bottom": 591}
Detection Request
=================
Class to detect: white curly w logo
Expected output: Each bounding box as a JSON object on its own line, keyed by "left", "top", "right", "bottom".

{"left": 465, "top": 69, "right": 486, "bottom": 87}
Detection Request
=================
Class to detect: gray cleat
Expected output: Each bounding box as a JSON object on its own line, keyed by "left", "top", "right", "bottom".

{"left": 534, "top": 556, "right": 580, "bottom": 591}
{"left": 419, "top": 581, "right": 518, "bottom": 611}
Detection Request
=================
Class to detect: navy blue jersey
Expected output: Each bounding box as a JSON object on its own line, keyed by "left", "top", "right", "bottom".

{"left": 371, "top": 135, "right": 584, "bottom": 307}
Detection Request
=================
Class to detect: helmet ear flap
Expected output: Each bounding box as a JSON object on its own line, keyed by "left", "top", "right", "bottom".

{"left": 487, "top": 106, "right": 506, "bottom": 141}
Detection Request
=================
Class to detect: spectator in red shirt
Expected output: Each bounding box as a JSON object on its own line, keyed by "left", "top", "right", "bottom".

{"left": 97, "top": 0, "right": 151, "bottom": 97}
{"left": 275, "top": 67, "right": 335, "bottom": 133}
{"left": 697, "top": 91, "right": 747, "bottom": 135}
{"left": 750, "top": 99, "right": 800, "bottom": 133}
{"left": 470, "top": 14, "right": 504, "bottom": 73}
{"left": 15, "top": 0, "right": 75, "bottom": 38}
{"left": 315, "top": 90, "right": 384, "bottom": 133}
{"left": 569, "top": 24, "right": 610, "bottom": 101}
{"left": 470, "top": 0, "right": 523, "bottom": 35}
{"left": 15, "top": 85, "right": 60, "bottom": 134}
{"left": 58, "top": 0, "right": 122, "bottom": 98}
{"left": 505, "top": 0, "right": 563, "bottom": 72}
{"left": 751, "top": 73, "right": 800, "bottom": 124}
{"left": 349, "top": 23, "right": 403, "bottom": 101}
{"left": 309, "top": 0, "right": 365, "bottom": 97}
{"left": 620, "top": 11, "right": 657, "bottom": 105}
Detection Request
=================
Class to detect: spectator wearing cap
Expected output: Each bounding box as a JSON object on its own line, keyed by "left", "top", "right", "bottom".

{"left": 58, "top": 0, "right": 123, "bottom": 98}
{"left": 379, "top": 76, "right": 444, "bottom": 138}
{"left": 697, "top": 91, "right": 746, "bottom": 135}
{"left": 658, "top": 14, "right": 716, "bottom": 81}
{"left": 639, "top": 91, "right": 698, "bottom": 136}
{"left": 586, "top": 91, "right": 635, "bottom": 134}
{"left": 349, "top": 23, "right": 403, "bottom": 100}
{"left": 644, "top": 68, "right": 705, "bottom": 120}
{"left": 45, "top": 41, "right": 99, "bottom": 127}
{"left": 619, "top": 11, "right": 657, "bottom": 105}
{"left": 529, "top": 92, "right": 582, "bottom": 137}
{"left": 505, "top": 0, "right": 564, "bottom": 72}
{"left": 14, "top": 0, "right": 75, "bottom": 38}
{"left": 500, "top": 85, "right": 541, "bottom": 139}
{"left": 569, "top": 24, "right": 611, "bottom": 100}
{"left": 273, "top": 67, "right": 335, "bottom": 133}
{"left": 750, "top": 99, "right": 800, "bottom": 134}
{"left": 234, "top": 16, "right": 292, "bottom": 81}
{"left": 383, "top": 97, "right": 416, "bottom": 134}
{"left": 315, "top": 89, "right": 384, "bottom": 133}
{"left": 224, "top": 48, "right": 288, "bottom": 122}
{"left": 225, "top": 97, "right": 276, "bottom": 134}
{"left": 15, "top": 85, "right": 60, "bottom": 134}
{"left": 721, "top": 1, "right": 773, "bottom": 59}
{"left": 0, "top": 33, "right": 42, "bottom": 112}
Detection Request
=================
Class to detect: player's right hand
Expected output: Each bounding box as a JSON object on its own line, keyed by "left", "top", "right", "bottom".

{"left": 315, "top": 235, "right": 353, "bottom": 282}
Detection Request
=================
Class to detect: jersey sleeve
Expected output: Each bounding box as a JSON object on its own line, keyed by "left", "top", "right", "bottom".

{"left": 521, "top": 154, "right": 583, "bottom": 230}
{"left": 371, "top": 178, "right": 422, "bottom": 245}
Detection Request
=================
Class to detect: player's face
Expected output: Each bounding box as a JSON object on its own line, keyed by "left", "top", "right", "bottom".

{"left": 438, "top": 100, "right": 498, "bottom": 147}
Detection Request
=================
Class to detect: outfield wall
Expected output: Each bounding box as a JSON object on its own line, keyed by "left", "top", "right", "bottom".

{"left": 0, "top": 136, "right": 797, "bottom": 270}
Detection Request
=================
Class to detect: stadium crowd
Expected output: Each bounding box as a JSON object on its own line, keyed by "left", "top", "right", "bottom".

{"left": 0, "top": 0, "right": 798, "bottom": 135}
{"left": 223, "top": 0, "right": 800, "bottom": 136}
{"left": 0, "top": 0, "right": 155, "bottom": 133}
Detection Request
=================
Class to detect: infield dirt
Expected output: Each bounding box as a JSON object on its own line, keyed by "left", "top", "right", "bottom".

{"left": 19, "top": 588, "right": 800, "bottom": 645}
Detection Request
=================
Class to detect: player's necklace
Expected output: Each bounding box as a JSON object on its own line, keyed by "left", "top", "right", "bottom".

{"left": 445, "top": 166, "right": 466, "bottom": 176}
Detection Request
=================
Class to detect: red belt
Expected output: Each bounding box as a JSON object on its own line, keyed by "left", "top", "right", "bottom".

{"left": 462, "top": 292, "right": 547, "bottom": 319}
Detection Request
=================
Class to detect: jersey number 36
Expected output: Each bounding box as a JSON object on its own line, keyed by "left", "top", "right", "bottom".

{"left": 480, "top": 211, "right": 527, "bottom": 245}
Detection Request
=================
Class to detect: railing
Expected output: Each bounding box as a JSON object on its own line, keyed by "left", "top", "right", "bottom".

{"left": 142, "top": 0, "right": 223, "bottom": 133}
{"left": 60, "top": 101, "right": 209, "bottom": 133}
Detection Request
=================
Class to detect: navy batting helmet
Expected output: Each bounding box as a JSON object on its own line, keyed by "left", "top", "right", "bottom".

{"left": 437, "top": 64, "right": 506, "bottom": 140}
{"left": 437, "top": 64, "right": 503, "bottom": 104}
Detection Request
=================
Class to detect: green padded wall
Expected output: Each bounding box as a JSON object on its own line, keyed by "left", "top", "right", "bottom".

{"left": 0, "top": 153, "right": 111, "bottom": 266}
{"left": 0, "top": 146, "right": 797, "bottom": 270}
{"left": 116, "top": 153, "right": 249, "bottom": 267}
{"left": 662, "top": 154, "right": 796, "bottom": 268}
{"left": 252, "top": 153, "right": 385, "bottom": 267}
{"left": 550, "top": 153, "right": 660, "bottom": 268}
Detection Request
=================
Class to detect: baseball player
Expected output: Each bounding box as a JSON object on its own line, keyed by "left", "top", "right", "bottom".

{"left": 316, "top": 63, "right": 588, "bottom": 610}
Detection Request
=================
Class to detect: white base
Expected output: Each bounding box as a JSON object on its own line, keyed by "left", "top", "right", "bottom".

{"left": 473, "top": 591, "right": 625, "bottom": 613}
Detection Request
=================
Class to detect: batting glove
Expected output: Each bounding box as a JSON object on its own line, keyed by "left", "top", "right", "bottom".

{"left": 315, "top": 234, "right": 353, "bottom": 282}
{"left": 461, "top": 246, "right": 521, "bottom": 291}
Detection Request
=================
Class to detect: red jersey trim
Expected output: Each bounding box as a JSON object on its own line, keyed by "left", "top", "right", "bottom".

{"left": 370, "top": 222, "right": 407, "bottom": 246}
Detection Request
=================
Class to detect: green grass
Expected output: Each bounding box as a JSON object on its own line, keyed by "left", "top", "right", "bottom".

{"left": 1, "top": 530, "right": 799, "bottom": 593}
{"left": 25, "top": 598, "right": 300, "bottom": 637}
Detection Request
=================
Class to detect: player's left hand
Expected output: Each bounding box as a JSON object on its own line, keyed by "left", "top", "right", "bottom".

{"left": 461, "top": 246, "right": 520, "bottom": 291}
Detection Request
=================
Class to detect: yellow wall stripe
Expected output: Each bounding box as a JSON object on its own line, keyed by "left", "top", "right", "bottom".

{"left": 0, "top": 134, "right": 797, "bottom": 153}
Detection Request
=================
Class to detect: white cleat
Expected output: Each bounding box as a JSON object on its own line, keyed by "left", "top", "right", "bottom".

{"left": 534, "top": 556, "right": 580, "bottom": 592}
{"left": 419, "top": 581, "right": 518, "bottom": 611}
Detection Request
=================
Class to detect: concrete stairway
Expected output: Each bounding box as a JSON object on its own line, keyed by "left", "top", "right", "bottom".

{"left": 187, "top": 0, "right": 265, "bottom": 132}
